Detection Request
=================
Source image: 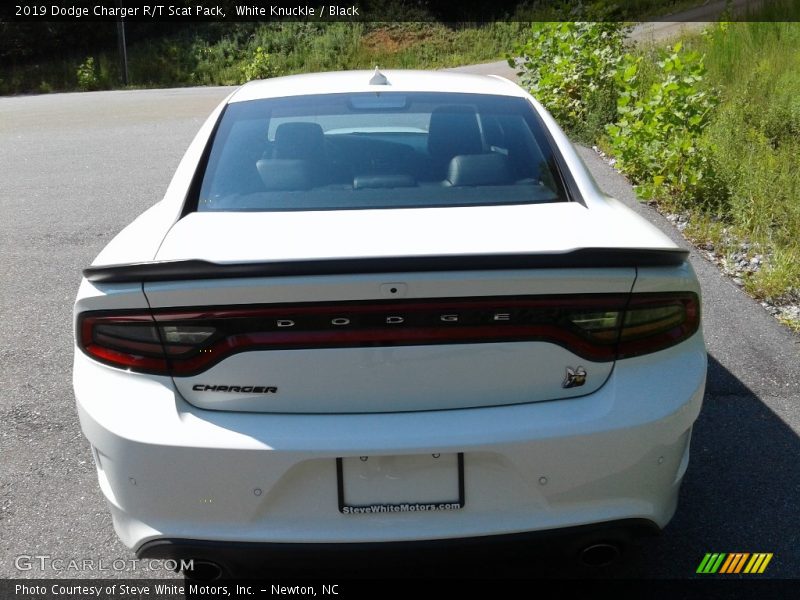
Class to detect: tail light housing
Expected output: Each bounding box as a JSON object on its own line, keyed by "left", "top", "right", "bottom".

{"left": 77, "top": 292, "right": 700, "bottom": 376}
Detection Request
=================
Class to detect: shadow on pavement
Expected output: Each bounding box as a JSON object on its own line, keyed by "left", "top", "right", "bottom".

{"left": 216, "top": 354, "right": 798, "bottom": 580}
{"left": 612, "top": 354, "right": 799, "bottom": 579}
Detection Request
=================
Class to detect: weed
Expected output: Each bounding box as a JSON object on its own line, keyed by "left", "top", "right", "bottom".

{"left": 605, "top": 42, "right": 719, "bottom": 206}
{"left": 746, "top": 247, "right": 800, "bottom": 301}
{"left": 510, "top": 21, "right": 629, "bottom": 142}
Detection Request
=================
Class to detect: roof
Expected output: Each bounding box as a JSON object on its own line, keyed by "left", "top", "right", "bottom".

{"left": 228, "top": 69, "right": 526, "bottom": 103}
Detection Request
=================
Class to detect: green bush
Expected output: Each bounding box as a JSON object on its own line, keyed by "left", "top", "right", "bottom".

{"left": 240, "top": 46, "right": 276, "bottom": 82}
{"left": 190, "top": 36, "right": 242, "bottom": 86}
{"left": 509, "top": 21, "right": 629, "bottom": 142}
{"left": 76, "top": 57, "right": 99, "bottom": 91}
{"left": 605, "top": 42, "right": 720, "bottom": 206}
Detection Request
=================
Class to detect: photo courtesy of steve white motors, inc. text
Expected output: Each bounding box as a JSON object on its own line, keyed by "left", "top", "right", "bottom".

{"left": 14, "top": 583, "right": 340, "bottom": 597}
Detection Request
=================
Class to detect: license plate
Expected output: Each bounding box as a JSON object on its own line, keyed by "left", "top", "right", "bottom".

{"left": 337, "top": 453, "right": 464, "bottom": 514}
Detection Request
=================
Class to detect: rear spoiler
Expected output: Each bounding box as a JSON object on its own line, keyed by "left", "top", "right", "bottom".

{"left": 83, "top": 248, "right": 689, "bottom": 284}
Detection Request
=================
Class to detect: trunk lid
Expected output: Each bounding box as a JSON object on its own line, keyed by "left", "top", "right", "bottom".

{"left": 140, "top": 204, "right": 675, "bottom": 413}
{"left": 153, "top": 203, "right": 676, "bottom": 263}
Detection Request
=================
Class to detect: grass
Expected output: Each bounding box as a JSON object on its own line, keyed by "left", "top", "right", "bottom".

{"left": 777, "top": 315, "right": 800, "bottom": 333}
{"left": 682, "top": 214, "right": 728, "bottom": 254}
{"left": 746, "top": 247, "right": 800, "bottom": 300}
{"left": 695, "top": 19, "right": 800, "bottom": 301}
{"left": 0, "top": 22, "right": 530, "bottom": 94}
{"left": 600, "top": 10, "right": 800, "bottom": 304}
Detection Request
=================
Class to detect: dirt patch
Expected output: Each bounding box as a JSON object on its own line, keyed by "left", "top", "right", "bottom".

{"left": 361, "top": 26, "right": 437, "bottom": 54}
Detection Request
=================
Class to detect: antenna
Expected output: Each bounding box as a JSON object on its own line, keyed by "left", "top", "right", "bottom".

{"left": 369, "top": 66, "right": 389, "bottom": 86}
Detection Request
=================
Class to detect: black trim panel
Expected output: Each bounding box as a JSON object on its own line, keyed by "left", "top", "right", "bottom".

{"left": 135, "top": 519, "right": 661, "bottom": 577}
{"left": 83, "top": 248, "right": 688, "bottom": 283}
{"left": 180, "top": 103, "right": 227, "bottom": 219}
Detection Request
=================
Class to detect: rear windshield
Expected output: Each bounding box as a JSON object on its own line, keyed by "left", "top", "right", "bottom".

{"left": 195, "top": 92, "right": 569, "bottom": 212}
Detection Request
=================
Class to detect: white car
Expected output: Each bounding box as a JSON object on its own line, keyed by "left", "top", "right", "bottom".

{"left": 73, "top": 70, "right": 706, "bottom": 578}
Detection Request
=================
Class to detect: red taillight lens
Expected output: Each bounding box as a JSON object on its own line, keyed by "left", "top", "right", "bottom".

{"left": 78, "top": 314, "right": 217, "bottom": 375}
{"left": 79, "top": 314, "right": 170, "bottom": 374}
{"left": 617, "top": 293, "right": 700, "bottom": 358}
{"left": 77, "top": 293, "right": 699, "bottom": 376}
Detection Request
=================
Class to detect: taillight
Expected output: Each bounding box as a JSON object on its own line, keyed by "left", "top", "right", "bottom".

{"left": 617, "top": 293, "right": 700, "bottom": 358}
{"left": 79, "top": 314, "right": 169, "bottom": 374}
{"left": 77, "top": 293, "right": 699, "bottom": 376}
{"left": 78, "top": 314, "right": 218, "bottom": 375}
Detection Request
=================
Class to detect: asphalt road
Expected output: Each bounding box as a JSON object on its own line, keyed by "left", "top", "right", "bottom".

{"left": 1, "top": 76, "right": 799, "bottom": 581}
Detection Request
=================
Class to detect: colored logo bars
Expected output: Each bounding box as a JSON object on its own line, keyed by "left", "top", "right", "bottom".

{"left": 697, "top": 553, "right": 773, "bottom": 574}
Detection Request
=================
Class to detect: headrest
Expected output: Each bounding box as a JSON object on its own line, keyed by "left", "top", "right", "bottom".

{"left": 274, "top": 122, "right": 325, "bottom": 160}
{"left": 445, "top": 153, "right": 512, "bottom": 186}
{"left": 256, "top": 159, "right": 314, "bottom": 191}
{"left": 427, "top": 105, "right": 483, "bottom": 160}
{"left": 353, "top": 174, "right": 417, "bottom": 189}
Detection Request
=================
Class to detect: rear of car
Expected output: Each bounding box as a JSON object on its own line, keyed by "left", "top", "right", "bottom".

{"left": 73, "top": 71, "right": 706, "bottom": 574}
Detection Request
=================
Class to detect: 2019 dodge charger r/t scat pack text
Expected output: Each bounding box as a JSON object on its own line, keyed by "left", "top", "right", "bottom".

{"left": 73, "top": 70, "right": 706, "bottom": 576}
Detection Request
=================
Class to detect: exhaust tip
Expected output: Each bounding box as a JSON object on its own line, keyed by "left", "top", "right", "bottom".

{"left": 578, "top": 542, "right": 622, "bottom": 568}
{"left": 183, "top": 559, "right": 224, "bottom": 581}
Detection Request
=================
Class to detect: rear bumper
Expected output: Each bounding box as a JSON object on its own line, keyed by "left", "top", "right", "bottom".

{"left": 74, "top": 331, "right": 706, "bottom": 554}
{"left": 138, "top": 519, "right": 660, "bottom": 576}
